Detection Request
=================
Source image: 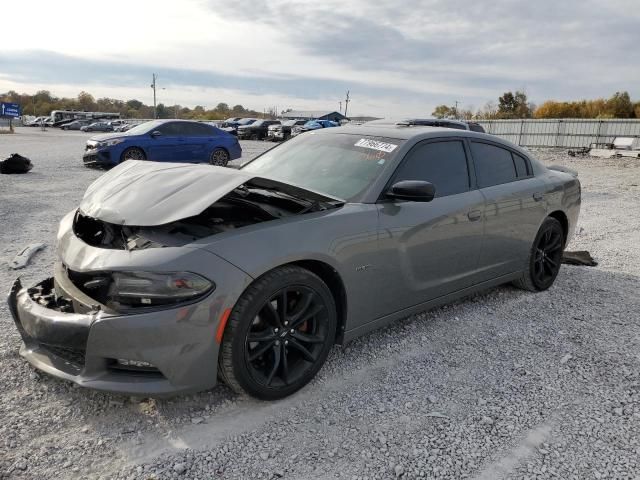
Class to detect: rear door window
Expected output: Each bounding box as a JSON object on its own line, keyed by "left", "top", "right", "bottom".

{"left": 182, "top": 122, "right": 214, "bottom": 136}
{"left": 470, "top": 142, "right": 517, "bottom": 188}
{"left": 156, "top": 122, "right": 181, "bottom": 136}
{"left": 392, "top": 140, "right": 470, "bottom": 197}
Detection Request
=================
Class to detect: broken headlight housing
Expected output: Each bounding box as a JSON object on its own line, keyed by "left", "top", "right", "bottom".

{"left": 108, "top": 271, "right": 213, "bottom": 309}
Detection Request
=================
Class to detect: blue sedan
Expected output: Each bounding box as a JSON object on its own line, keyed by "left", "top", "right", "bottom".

{"left": 82, "top": 119, "right": 242, "bottom": 168}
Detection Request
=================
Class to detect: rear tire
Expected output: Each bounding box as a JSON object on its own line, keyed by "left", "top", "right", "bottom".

{"left": 219, "top": 266, "right": 337, "bottom": 400}
{"left": 120, "top": 147, "right": 146, "bottom": 162}
{"left": 513, "top": 217, "right": 565, "bottom": 291}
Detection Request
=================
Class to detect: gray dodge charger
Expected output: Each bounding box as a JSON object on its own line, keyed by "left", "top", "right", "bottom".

{"left": 8, "top": 125, "right": 581, "bottom": 399}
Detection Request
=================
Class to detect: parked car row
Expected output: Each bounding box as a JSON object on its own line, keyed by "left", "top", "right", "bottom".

{"left": 267, "top": 119, "right": 307, "bottom": 141}
{"left": 291, "top": 119, "right": 340, "bottom": 137}
{"left": 24, "top": 116, "right": 55, "bottom": 127}
{"left": 237, "top": 119, "right": 281, "bottom": 140}
{"left": 216, "top": 117, "right": 342, "bottom": 142}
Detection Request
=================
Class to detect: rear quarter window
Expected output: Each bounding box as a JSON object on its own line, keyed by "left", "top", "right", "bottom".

{"left": 470, "top": 142, "right": 518, "bottom": 188}
{"left": 512, "top": 152, "right": 530, "bottom": 177}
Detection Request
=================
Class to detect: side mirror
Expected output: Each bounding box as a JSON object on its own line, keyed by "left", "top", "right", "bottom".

{"left": 387, "top": 180, "right": 436, "bottom": 202}
{"left": 150, "top": 130, "right": 162, "bottom": 137}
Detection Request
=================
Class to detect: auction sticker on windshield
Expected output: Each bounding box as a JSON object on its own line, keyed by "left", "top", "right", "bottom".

{"left": 354, "top": 138, "right": 398, "bottom": 153}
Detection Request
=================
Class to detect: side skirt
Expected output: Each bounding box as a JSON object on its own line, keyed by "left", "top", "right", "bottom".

{"left": 342, "top": 271, "right": 522, "bottom": 343}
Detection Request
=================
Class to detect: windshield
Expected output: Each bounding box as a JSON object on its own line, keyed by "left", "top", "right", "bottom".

{"left": 283, "top": 120, "right": 297, "bottom": 126}
{"left": 251, "top": 120, "right": 265, "bottom": 126}
{"left": 238, "top": 118, "right": 256, "bottom": 125}
{"left": 125, "top": 120, "right": 163, "bottom": 135}
{"left": 242, "top": 133, "right": 404, "bottom": 201}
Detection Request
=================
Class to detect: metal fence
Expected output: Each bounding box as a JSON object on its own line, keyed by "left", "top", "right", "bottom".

{"left": 476, "top": 119, "right": 640, "bottom": 148}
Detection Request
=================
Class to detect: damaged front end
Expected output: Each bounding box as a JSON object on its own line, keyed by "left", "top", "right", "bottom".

{"left": 8, "top": 161, "right": 343, "bottom": 395}
{"left": 73, "top": 177, "right": 342, "bottom": 251}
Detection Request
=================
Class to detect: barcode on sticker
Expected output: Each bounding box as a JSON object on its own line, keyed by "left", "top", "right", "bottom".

{"left": 354, "top": 138, "right": 398, "bottom": 153}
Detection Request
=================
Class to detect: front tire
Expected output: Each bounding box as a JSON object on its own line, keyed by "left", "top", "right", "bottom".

{"left": 120, "top": 147, "right": 146, "bottom": 162}
{"left": 219, "top": 266, "right": 337, "bottom": 400}
{"left": 209, "top": 148, "right": 230, "bottom": 167}
{"left": 514, "top": 217, "right": 564, "bottom": 291}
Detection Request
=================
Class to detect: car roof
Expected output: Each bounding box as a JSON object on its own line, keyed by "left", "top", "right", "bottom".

{"left": 309, "top": 124, "right": 529, "bottom": 152}
{"left": 366, "top": 117, "right": 468, "bottom": 127}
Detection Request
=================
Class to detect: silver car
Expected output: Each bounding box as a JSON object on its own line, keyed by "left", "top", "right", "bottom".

{"left": 8, "top": 126, "right": 580, "bottom": 399}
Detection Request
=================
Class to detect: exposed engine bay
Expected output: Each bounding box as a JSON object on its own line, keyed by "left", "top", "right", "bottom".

{"left": 74, "top": 181, "right": 343, "bottom": 250}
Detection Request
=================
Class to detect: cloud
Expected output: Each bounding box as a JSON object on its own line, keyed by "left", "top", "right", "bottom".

{"left": 1, "top": 0, "right": 639, "bottom": 115}
{"left": 208, "top": 0, "right": 640, "bottom": 99}
{"left": 0, "top": 50, "right": 441, "bottom": 100}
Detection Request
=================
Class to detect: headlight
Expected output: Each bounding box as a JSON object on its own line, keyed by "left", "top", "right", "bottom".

{"left": 97, "top": 138, "right": 125, "bottom": 148}
{"left": 108, "top": 271, "right": 213, "bottom": 309}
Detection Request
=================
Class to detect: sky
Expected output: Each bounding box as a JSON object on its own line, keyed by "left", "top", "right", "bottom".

{"left": 1, "top": 0, "right": 639, "bottom": 117}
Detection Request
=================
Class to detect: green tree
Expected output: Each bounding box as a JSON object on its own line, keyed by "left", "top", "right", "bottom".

{"left": 497, "top": 91, "right": 532, "bottom": 119}
{"left": 77, "top": 91, "right": 95, "bottom": 111}
{"left": 605, "top": 91, "right": 633, "bottom": 118}
{"left": 231, "top": 104, "right": 246, "bottom": 114}
{"left": 155, "top": 103, "right": 168, "bottom": 118}
{"left": 126, "top": 99, "right": 143, "bottom": 110}
{"left": 432, "top": 104, "right": 455, "bottom": 118}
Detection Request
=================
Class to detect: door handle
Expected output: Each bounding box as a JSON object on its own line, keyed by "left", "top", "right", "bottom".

{"left": 533, "top": 192, "right": 544, "bottom": 202}
{"left": 467, "top": 210, "right": 482, "bottom": 221}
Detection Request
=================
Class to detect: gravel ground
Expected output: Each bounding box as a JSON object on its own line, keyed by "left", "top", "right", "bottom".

{"left": 0, "top": 128, "right": 638, "bottom": 480}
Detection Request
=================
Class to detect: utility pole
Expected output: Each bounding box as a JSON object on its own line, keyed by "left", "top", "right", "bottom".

{"left": 151, "top": 73, "right": 158, "bottom": 119}
{"left": 454, "top": 100, "right": 459, "bottom": 119}
{"left": 344, "top": 91, "right": 350, "bottom": 118}
{"left": 339, "top": 101, "right": 342, "bottom": 114}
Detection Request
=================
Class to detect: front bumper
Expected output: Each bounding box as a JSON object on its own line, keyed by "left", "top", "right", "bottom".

{"left": 82, "top": 148, "right": 114, "bottom": 167}
{"left": 267, "top": 131, "right": 285, "bottom": 141}
{"left": 8, "top": 276, "right": 217, "bottom": 396}
{"left": 8, "top": 229, "right": 253, "bottom": 395}
{"left": 237, "top": 129, "right": 261, "bottom": 140}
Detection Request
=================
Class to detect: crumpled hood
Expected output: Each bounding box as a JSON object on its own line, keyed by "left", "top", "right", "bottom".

{"left": 79, "top": 161, "right": 343, "bottom": 226}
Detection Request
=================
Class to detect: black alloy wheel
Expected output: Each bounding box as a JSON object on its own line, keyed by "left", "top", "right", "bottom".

{"left": 209, "top": 148, "right": 229, "bottom": 167}
{"left": 533, "top": 226, "right": 563, "bottom": 285}
{"left": 514, "top": 217, "right": 564, "bottom": 291}
{"left": 120, "top": 147, "right": 146, "bottom": 162}
{"left": 245, "top": 286, "right": 329, "bottom": 388}
{"left": 219, "top": 266, "right": 336, "bottom": 400}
